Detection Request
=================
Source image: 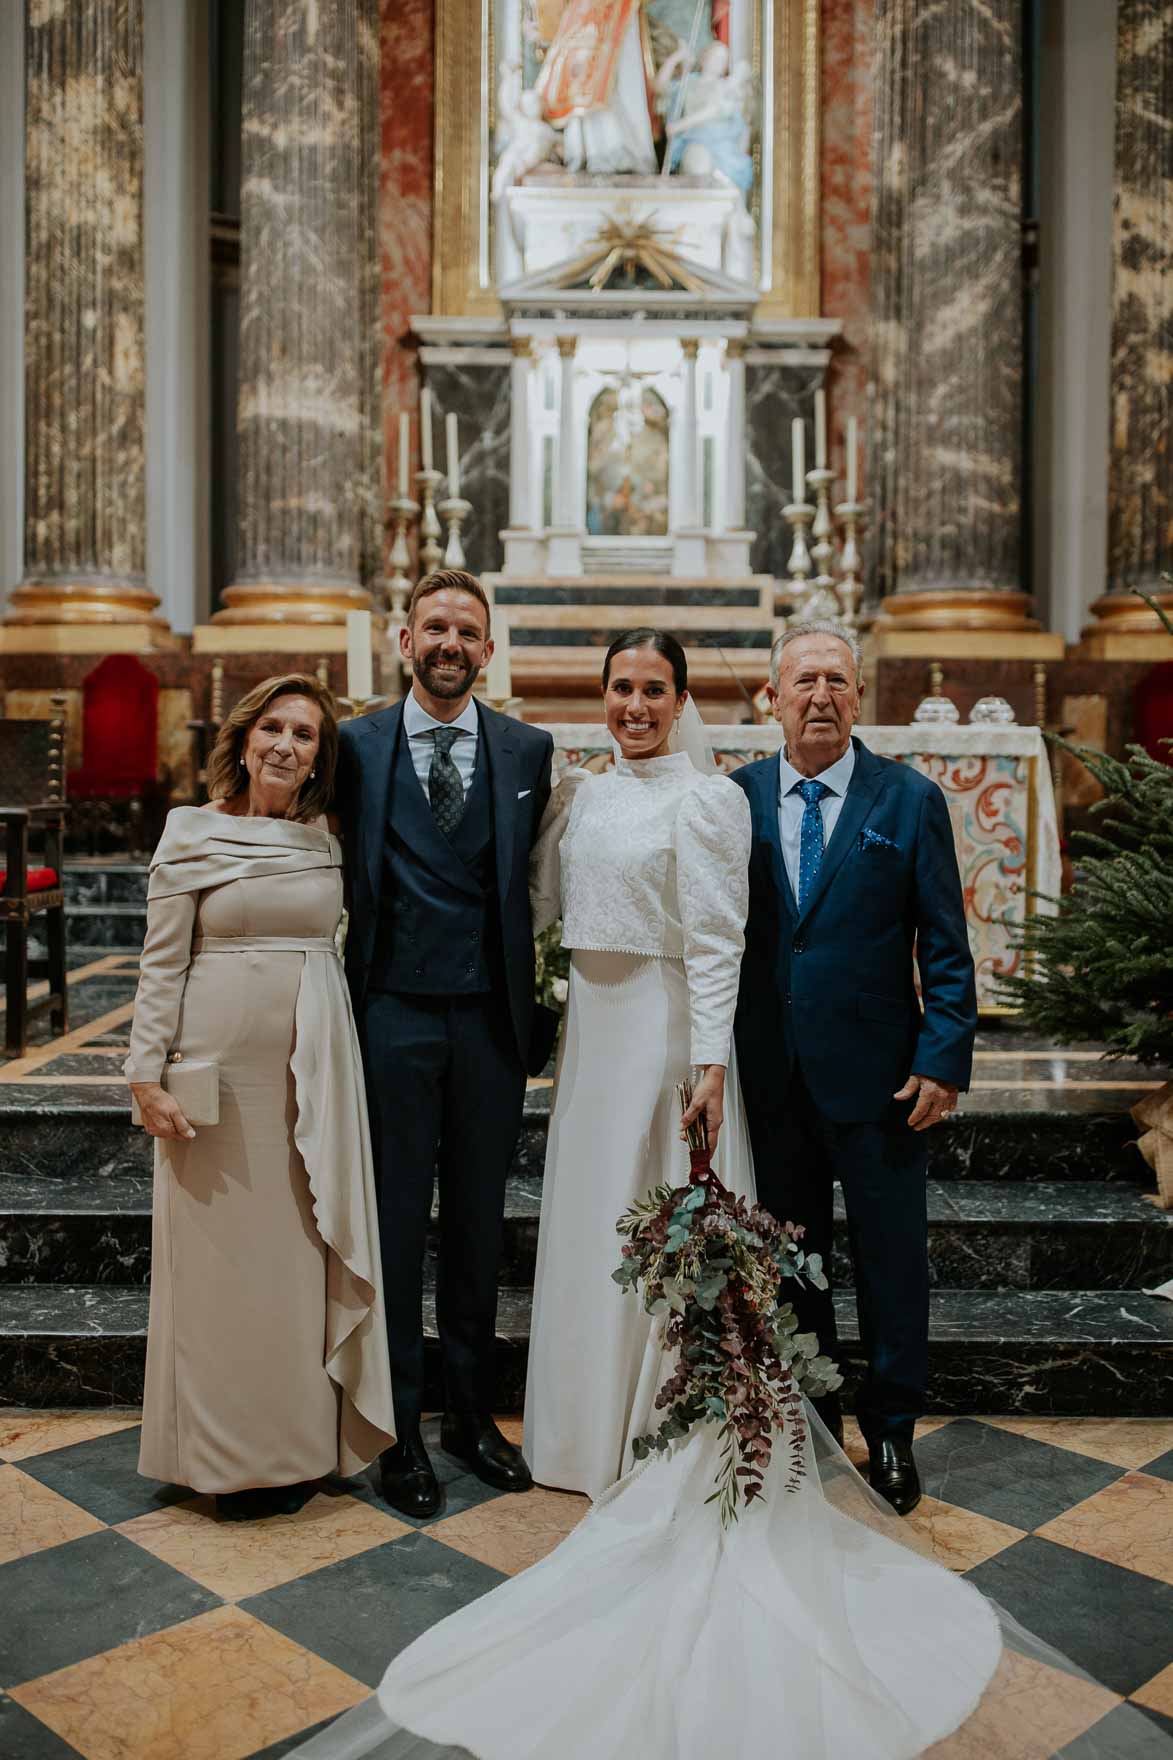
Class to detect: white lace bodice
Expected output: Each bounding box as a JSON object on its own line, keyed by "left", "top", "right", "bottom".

{"left": 529, "top": 751, "right": 751, "bottom": 1066}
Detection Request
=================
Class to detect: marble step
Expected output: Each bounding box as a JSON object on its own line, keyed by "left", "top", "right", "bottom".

{"left": 0, "top": 1093, "right": 1152, "bottom": 1190}
{"left": 2, "top": 1284, "right": 1170, "bottom": 1415}
{"left": 2, "top": 1175, "right": 1168, "bottom": 1294}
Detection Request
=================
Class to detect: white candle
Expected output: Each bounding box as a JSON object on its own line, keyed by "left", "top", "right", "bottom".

{"left": 346, "top": 610, "right": 373, "bottom": 703}
{"left": 814, "top": 388, "right": 827, "bottom": 469}
{"left": 398, "top": 411, "right": 409, "bottom": 498}
{"left": 791, "top": 416, "right": 805, "bottom": 503}
{"left": 446, "top": 411, "right": 460, "bottom": 497}
{"left": 846, "top": 414, "right": 858, "bottom": 503}
{"left": 420, "top": 388, "right": 433, "bottom": 472}
{"left": 485, "top": 612, "right": 512, "bottom": 701}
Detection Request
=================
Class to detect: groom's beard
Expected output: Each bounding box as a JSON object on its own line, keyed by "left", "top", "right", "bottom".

{"left": 413, "top": 652, "right": 481, "bottom": 699}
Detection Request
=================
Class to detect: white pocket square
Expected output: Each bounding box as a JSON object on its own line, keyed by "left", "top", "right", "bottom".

{"left": 517, "top": 789, "right": 531, "bottom": 798}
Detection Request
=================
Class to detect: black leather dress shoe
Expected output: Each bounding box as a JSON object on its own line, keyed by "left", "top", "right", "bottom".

{"left": 867, "top": 1438, "right": 921, "bottom": 1515}
{"left": 441, "top": 1414, "right": 534, "bottom": 1493}
{"left": 379, "top": 1435, "right": 441, "bottom": 1519}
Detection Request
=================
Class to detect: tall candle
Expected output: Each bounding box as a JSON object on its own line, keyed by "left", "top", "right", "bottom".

{"left": 398, "top": 411, "right": 409, "bottom": 498}
{"left": 485, "top": 612, "right": 512, "bottom": 701}
{"left": 420, "top": 388, "right": 433, "bottom": 472}
{"left": 814, "top": 388, "right": 827, "bottom": 469}
{"left": 346, "top": 610, "right": 373, "bottom": 703}
{"left": 446, "top": 411, "right": 460, "bottom": 497}
{"left": 791, "top": 417, "right": 805, "bottom": 503}
{"left": 846, "top": 414, "right": 858, "bottom": 503}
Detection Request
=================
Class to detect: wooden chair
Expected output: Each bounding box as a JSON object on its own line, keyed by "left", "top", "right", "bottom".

{"left": 1, "top": 712, "right": 69, "bottom": 1058}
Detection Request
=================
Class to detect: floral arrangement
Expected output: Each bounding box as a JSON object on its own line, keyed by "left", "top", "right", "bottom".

{"left": 613, "top": 1082, "right": 843, "bottom": 1525}
{"left": 533, "top": 921, "right": 570, "bottom": 1013}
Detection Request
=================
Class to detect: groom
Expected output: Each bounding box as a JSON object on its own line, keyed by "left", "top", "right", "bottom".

{"left": 731, "top": 620, "right": 976, "bottom": 1515}
{"left": 335, "top": 568, "right": 553, "bottom": 1518}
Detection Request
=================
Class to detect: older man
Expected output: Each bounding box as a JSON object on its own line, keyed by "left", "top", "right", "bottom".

{"left": 730, "top": 621, "right": 976, "bottom": 1513}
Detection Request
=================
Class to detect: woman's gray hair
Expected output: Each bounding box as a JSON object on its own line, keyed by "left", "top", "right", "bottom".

{"left": 769, "top": 619, "right": 864, "bottom": 689}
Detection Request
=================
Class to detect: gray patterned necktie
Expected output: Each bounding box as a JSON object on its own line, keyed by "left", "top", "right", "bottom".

{"left": 428, "top": 726, "right": 465, "bottom": 838}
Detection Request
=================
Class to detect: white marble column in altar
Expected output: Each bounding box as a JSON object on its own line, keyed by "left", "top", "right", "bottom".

{"left": 673, "top": 337, "right": 706, "bottom": 575}
{"left": 508, "top": 338, "right": 533, "bottom": 529}
{"left": 706, "top": 334, "right": 753, "bottom": 576}
{"left": 548, "top": 335, "right": 583, "bottom": 575}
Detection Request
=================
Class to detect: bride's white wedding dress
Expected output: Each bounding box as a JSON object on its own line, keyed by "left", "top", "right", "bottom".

{"left": 295, "top": 745, "right": 1168, "bottom": 1760}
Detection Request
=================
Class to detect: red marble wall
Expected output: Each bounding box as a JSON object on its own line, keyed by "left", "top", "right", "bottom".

{"left": 820, "top": 0, "right": 874, "bottom": 490}
{"left": 379, "top": 0, "right": 434, "bottom": 498}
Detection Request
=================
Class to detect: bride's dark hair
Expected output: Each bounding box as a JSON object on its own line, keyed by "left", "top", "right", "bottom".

{"left": 601, "top": 628, "right": 688, "bottom": 696}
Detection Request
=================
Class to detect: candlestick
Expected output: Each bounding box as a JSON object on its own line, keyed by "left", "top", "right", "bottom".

{"left": 420, "top": 387, "right": 434, "bottom": 473}
{"left": 438, "top": 495, "right": 472, "bottom": 569}
{"left": 846, "top": 414, "right": 858, "bottom": 504}
{"left": 782, "top": 496, "right": 816, "bottom": 619}
{"left": 833, "top": 497, "right": 867, "bottom": 628}
{"left": 802, "top": 466, "right": 842, "bottom": 620}
{"left": 484, "top": 608, "right": 513, "bottom": 702}
{"left": 398, "top": 411, "right": 410, "bottom": 499}
{"left": 814, "top": 389, "right": 827, "bottom": 470}
{"left": 346, "top": 610, "right": 374, "bottom": 703}
{"left": 446, "top": 411, "right": 460, "bottom": 498}
{"left": 387, "top": 493, "right": 419, "bottom": 620}
{"left": 415, "top": 467, "right": 444, "bottom": 574}
{"left": 791, "top": 417, "right": 805, "bottom": 504}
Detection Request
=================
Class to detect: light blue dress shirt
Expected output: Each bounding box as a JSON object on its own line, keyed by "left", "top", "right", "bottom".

{"left": 403, "top": 690, "right": 479, "bottom": 799}
{"left": 776, "top": 740, "right": 857, "bottom": 900}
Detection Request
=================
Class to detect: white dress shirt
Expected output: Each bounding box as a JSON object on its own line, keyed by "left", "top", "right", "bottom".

{"left": 403, "top": 690, "right": 479, "bottom": 799}
{"left": 776, "top": 739, "right": 856, "bottom": 899}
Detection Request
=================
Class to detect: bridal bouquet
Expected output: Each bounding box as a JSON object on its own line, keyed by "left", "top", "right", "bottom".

{"left": 613, "top": 1082, "right": 843, "bottom": 1525}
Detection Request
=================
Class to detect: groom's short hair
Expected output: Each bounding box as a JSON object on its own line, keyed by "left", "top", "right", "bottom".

{"left": 407, "top": 568, "right": 492, "bottom": 634}
{"left": 769, "top": 620, "right": 863, "bottom": 689}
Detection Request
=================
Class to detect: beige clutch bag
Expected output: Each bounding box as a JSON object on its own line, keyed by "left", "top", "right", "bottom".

{"left": 131, "top": 1055, "right": 220, "bottom": 1128}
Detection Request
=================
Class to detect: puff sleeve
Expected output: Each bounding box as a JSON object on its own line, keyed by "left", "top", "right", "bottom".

{"left": 122, "top": 891, "right": 198, "bottom": 1084}
{"left": 674, "top": 775, "right": 752, "bottom": 1067}
{"left": 528, "top": 768, "right": 590, "bottom": 938}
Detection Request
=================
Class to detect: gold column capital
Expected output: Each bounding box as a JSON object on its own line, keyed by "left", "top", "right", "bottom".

{"left": 555, "top": 335, "right": 578, "bottom": 360}
{"left": 724, "top": 338, "right": 746, "bottom": 361}
{"left": 680, "top": 336, "right": 701, "bottom": 360}
{"left": 510, "top": 336, "right": 533, "bottom": 359}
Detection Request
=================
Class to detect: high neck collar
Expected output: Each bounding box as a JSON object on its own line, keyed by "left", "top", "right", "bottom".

{"left": 613, "top": 749, "right": 698, "bottom": 781}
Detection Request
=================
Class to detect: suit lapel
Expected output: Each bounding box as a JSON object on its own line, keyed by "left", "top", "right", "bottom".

{"left": 360, "top": 703, "right": 402, "bottom": 907}
{"left": 480, "top": 702, "right": 519, "bottom": 902}
{"left": 751, "top": 755, "right": 798, "bottom": 920}
{"left": 795, "top": 737, "right": 887, "bottom": 927}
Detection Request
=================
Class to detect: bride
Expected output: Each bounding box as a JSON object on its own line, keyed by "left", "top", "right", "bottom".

{"left": 295, "top": 632, "right": 1164, "bottom": 1758}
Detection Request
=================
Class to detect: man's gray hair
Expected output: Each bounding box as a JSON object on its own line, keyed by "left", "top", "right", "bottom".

{"left": 769, "top": 619, "right": 864, "bottom": 689}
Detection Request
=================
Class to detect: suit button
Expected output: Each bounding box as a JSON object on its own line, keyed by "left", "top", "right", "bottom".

{"left": 471, "top": 930, "right": 480, "bottom": 942}
{"left": 793, "top": 939, "right": 805, "bottom": 955}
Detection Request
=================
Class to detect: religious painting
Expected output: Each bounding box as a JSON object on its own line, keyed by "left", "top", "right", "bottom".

{"left": 585, "top": 384, "right": 670, "bottom": 536}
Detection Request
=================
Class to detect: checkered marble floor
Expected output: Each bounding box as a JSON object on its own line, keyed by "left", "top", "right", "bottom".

{"left": 1, "top": 1414, "right": 1172, "bottom": 1759}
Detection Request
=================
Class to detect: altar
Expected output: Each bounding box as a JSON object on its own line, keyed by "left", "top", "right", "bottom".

{"left": 537, "top": 723, "right": 1061, "bottom": 1015}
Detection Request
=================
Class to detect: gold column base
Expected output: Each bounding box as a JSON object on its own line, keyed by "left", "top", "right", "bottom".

{"left": 1077, "top": 590, "right": 1173, "bottom": 659}
{"left": 3, "top": 576, "right": 171, "bottom": 637}
{"left": 874, "top": 589, "right": 1041, "bottom": 633}
{"left": 212, "top": 580, "right": 378, "bottom": 625}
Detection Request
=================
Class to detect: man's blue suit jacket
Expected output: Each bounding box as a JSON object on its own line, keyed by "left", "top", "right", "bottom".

{"left": 729, "top": 736, "right": 977, "bottom": 1125}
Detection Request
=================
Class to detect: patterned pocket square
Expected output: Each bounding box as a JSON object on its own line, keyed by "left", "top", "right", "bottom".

{"left": 860, "top": 827, "right": 900, "bottom": 853}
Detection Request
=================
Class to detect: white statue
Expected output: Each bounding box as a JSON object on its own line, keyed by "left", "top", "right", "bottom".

{"left": 493, "top": 60, "right": 559, "bottom": 201}
{"left": 536, "top": 0, "right": 657, "bottom": 177}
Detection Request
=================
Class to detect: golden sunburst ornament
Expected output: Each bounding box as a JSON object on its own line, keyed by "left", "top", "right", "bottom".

{"left": 546, "top": 211, "right": 710, "bottom": 294}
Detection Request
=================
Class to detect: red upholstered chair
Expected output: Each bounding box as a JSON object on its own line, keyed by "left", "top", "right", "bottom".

{"left": 0, "top": 713, "right": 68, "bottom": 1058}
{"left": 1133, "top": 662, "right": 1173, "bottom": 765}
{"left": 67, "top": 654, "right": 164, "bottom": 855}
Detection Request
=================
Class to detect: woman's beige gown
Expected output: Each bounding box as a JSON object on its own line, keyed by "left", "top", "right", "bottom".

{"left": 125, "top": 808, "right": 396, "bottom": 1493}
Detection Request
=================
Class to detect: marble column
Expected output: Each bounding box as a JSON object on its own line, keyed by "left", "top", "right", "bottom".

{"left": 724, "top": 339, "right": 747, "bottom": 531}
{"left": 1088, "top": 0, "right": 1173, "bottom": 637}
{"left": 508, "top": 338, "right": 534, "bottom": 530}
{"left": 214, "top": 0, "right": 384, "bottom": 625}
{"left": 5, "top": 0, "right": 165, "bottom": 633}
{"left": 868, "top": 0, "right": 1033, "bottom": 631}
{"left": 548, "top": 335, "right": 582, "bottom": 575}
{"left": 673, "top": 337, "right": 705, "bottom": 575}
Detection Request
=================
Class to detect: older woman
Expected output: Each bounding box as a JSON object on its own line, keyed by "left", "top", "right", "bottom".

{"left": 125, "top": 674, "right": 395, "bottom": 1519}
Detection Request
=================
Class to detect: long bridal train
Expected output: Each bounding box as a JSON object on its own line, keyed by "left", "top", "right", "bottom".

{"left": 292, "top": 1404, "right": 1163, "bottom": 1760}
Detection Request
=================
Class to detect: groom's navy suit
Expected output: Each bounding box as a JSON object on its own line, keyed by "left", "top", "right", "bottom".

{"left": 335, "top": 698, "right": 553, "bottom": 1432}
{"left": 730, "top": 735, "right": 976, "bottom": 1441}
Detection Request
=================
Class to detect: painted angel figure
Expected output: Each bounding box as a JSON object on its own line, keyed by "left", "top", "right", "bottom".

{"left": 493, "top": 59, "right": 559, "bottom": 200}
{"left": 655, "top": 38, "right": 754, "bottom": 196}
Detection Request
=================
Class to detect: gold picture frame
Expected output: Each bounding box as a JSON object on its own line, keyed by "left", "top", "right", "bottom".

{"left": 431, "top": 0, "right": 822, "bottom": 320}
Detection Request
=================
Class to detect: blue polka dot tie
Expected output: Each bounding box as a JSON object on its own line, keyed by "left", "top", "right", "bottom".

{"left": 796, "top": 779, "right": 830, "bottom": 910}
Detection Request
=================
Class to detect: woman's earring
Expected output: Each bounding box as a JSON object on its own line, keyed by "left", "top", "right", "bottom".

{"left": 310, "top": 770, "right": 316, "bottom": 779}
{"left": 238, "top": 757, "right": 245, "bottom": 767}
